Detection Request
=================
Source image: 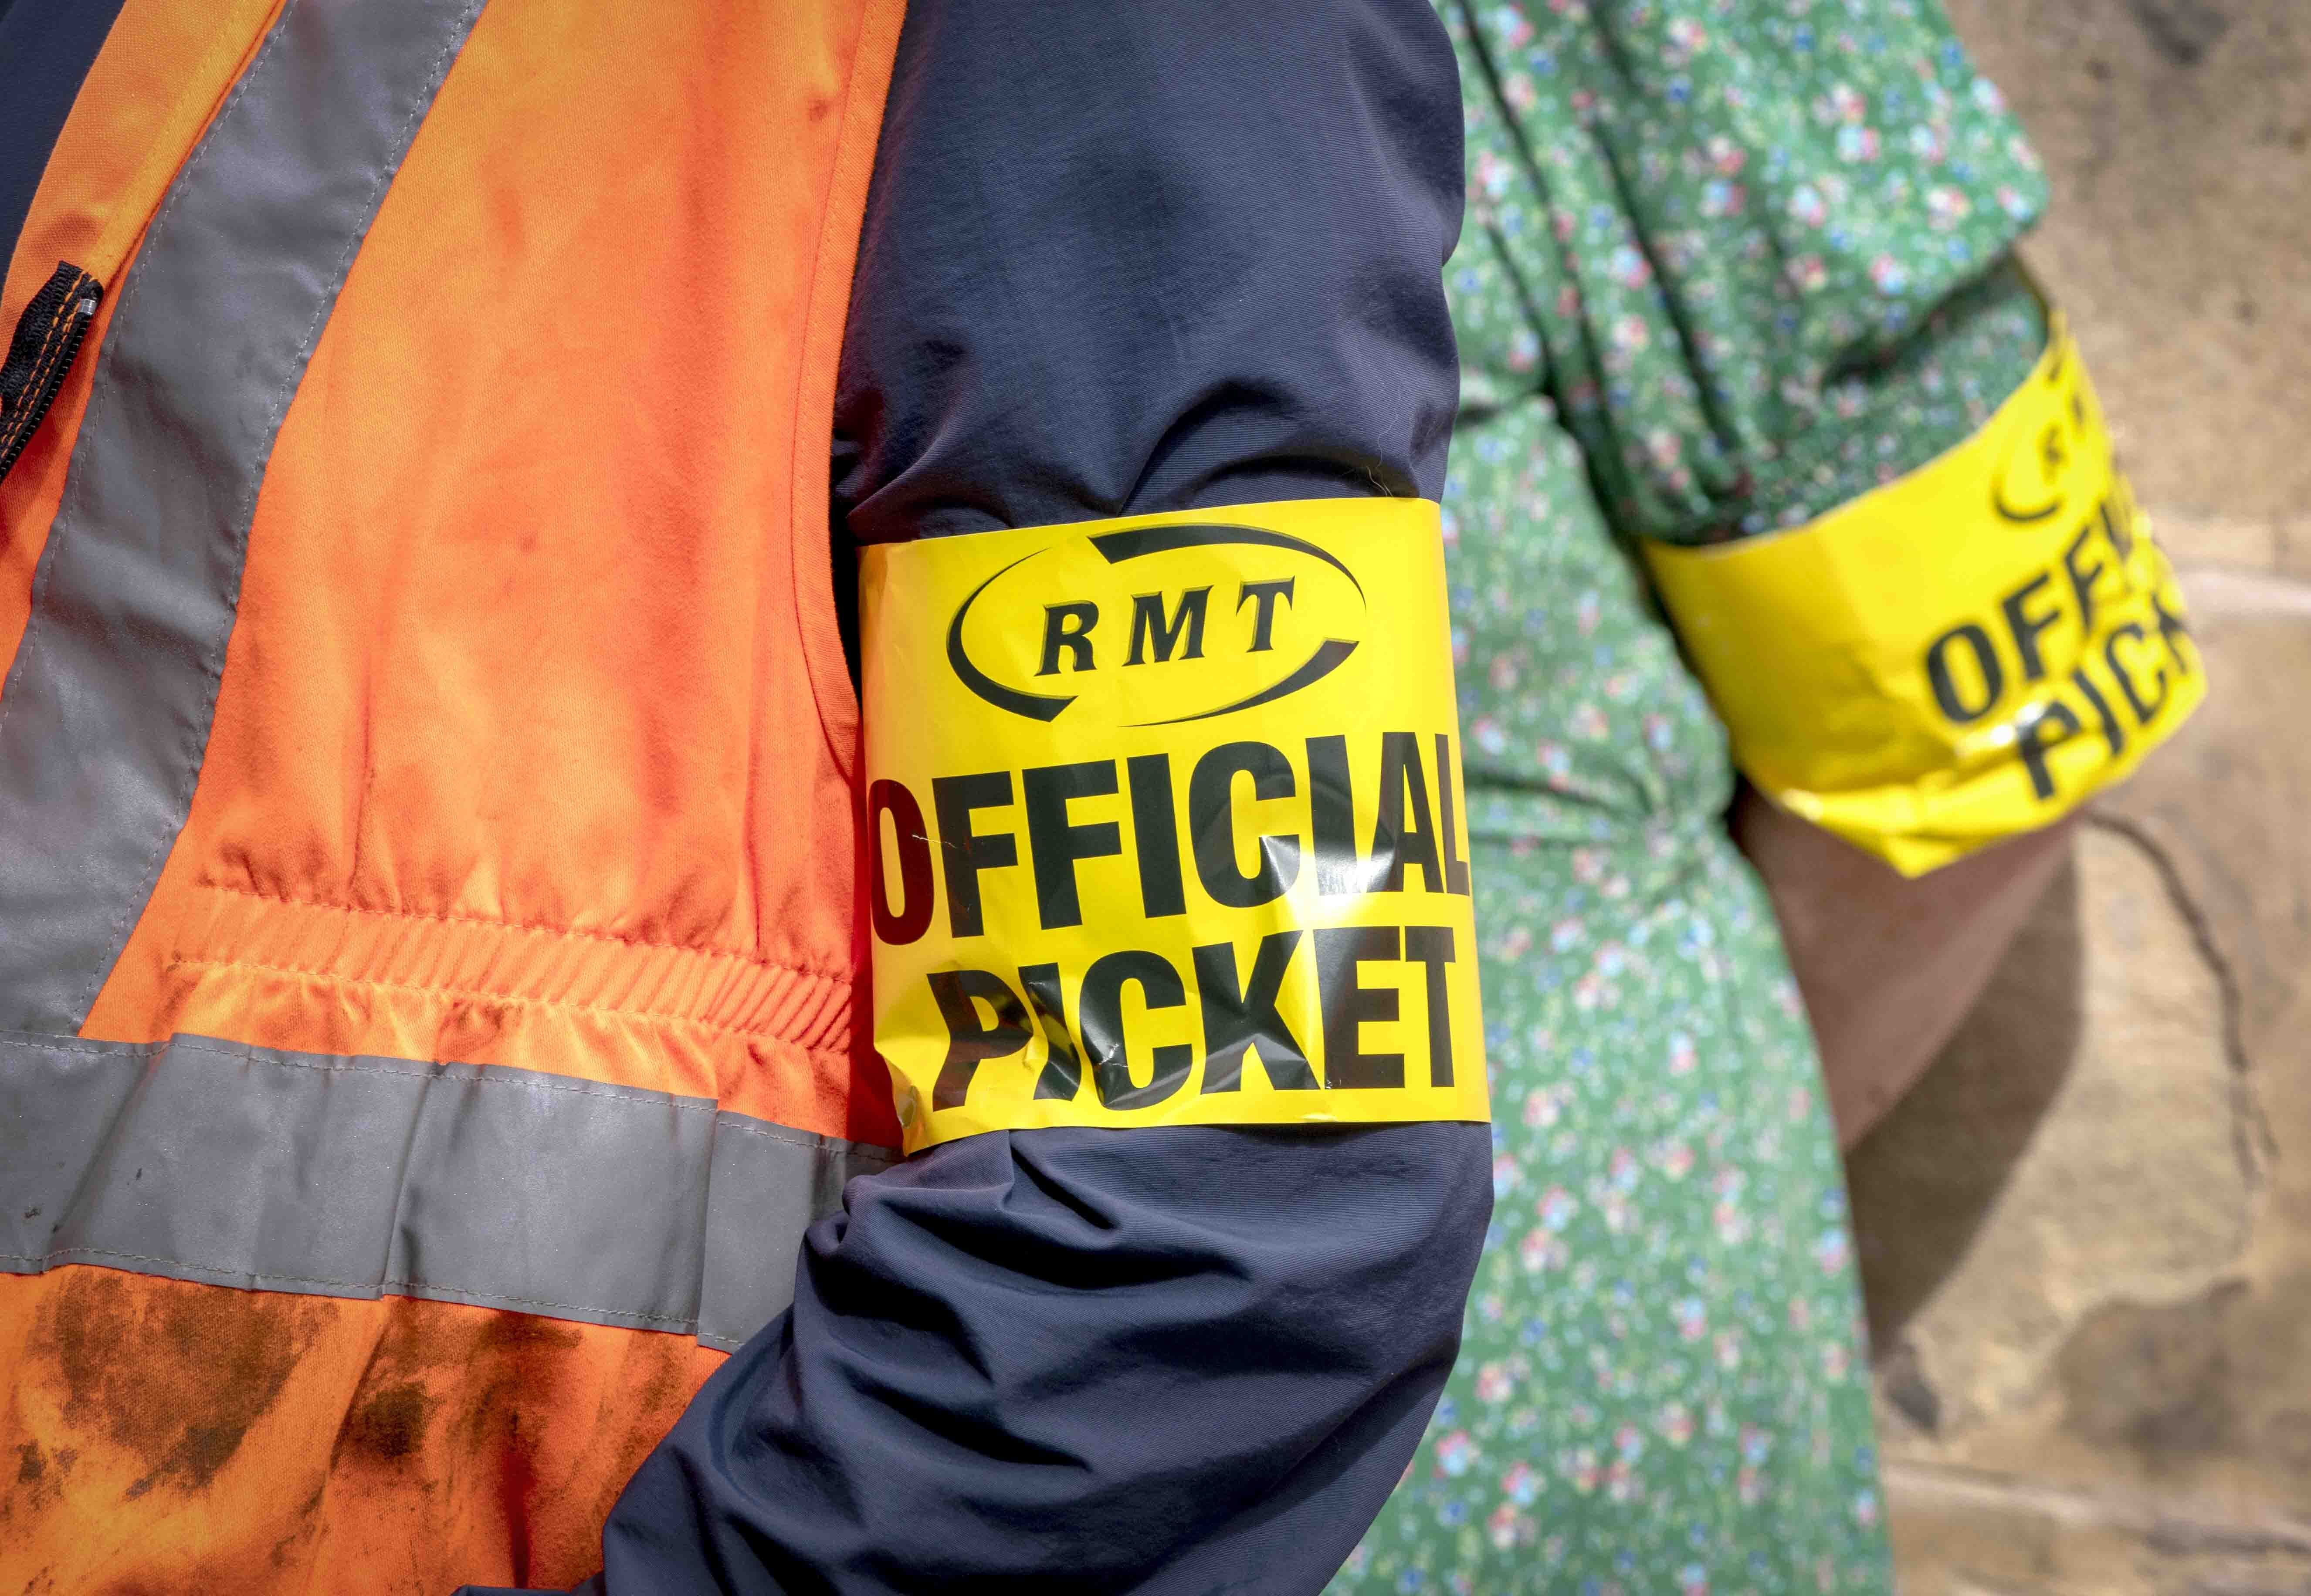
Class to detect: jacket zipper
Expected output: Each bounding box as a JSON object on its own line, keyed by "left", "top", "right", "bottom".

{"left": 0, "top": 262, "right": 103, "bottom": 485}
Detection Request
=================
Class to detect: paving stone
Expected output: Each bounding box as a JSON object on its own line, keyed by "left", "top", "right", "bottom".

{"left": 2143, "top": 511, "right": 2281, "bottom": 574}
{"left": 2273, "top": 517, "right": 2311, "bottom": 585}
{"left": 2100, "top": 572, "right": 2311, "bottom": 1076}
{"left": 1943, "top": 0, "right": 2311, "bottom": 537}
{"left": 1884, "top": 1463, "right": 2311, "bottom": 1596}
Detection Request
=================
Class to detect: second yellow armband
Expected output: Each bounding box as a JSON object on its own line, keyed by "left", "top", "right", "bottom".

{"left": 1644, "top": 315, "right": 2203, "bottom": 876}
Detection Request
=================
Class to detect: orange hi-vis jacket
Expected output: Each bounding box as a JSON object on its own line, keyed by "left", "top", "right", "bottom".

{"left": 0, "top": 0, "right": 908, "bottom": 1585}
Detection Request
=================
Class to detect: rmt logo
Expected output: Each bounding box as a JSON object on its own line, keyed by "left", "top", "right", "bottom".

{"left": 1034, "top": 577, "right": 1299, "bottom": 675}
{"left": 945, "top": 524, "right": 1366, "bottom": 727}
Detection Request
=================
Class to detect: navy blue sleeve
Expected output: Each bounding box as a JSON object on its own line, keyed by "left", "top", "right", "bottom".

{"left": 0, "top": 0, "right": 127, "bottom": 279}
{"left": 595, "top": 4, "right": 1489, "bottom": 1593}
{"left": 604, "top": 1126, "right": 1490, "bottom": 1594}
{"left": 828, "top": 0, "right": 1464, "bottom": 532}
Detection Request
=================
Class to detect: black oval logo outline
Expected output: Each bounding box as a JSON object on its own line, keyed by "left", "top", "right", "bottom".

{"left": 1991, "top": 342, "right": 2081, "bottom": 527}
{"left": 944, "top": 522, "right": 1366, "bottom": 725}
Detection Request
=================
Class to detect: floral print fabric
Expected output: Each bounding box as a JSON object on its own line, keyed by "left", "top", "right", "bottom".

{"left": 1330, "top": 2, "right": 2054, "bottom": 1589}
{"left": 1334, "top": 401, "right": 1894, "bottom": 1593}
{"left": 1446, "top": 0, "right": 2050, "bottom": 544}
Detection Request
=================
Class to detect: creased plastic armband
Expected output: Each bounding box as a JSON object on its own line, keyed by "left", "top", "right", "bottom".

{"left": 861, "top": 499, "right": 1491, "bottom": 1152}
{"left": 1644, "top": 315, "right": 2203, "bottom": 877}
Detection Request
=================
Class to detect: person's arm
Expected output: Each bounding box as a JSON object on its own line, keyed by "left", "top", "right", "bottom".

{"left": 1444, "top": 3, "right": 2188, "bottom": 1150}
{"left": 594, "top": 6, "right": 1489, "bottom": 1593}
{"left": 1733, "top": 788, "right": 2074, "bottom": 1147}
{"left": 1441, "top": 0, "right": 2200, "bottom": 1147}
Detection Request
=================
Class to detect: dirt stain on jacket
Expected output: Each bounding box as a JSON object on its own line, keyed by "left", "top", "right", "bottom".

{"left": 31, "top": 1270, "right": 339, "bottom": 1499}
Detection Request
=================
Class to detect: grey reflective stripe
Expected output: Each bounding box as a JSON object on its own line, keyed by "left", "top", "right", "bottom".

{"left": 0, "top": 0, "right": 486, "bottom": 1031}
{"left": 0, "top": 1032, "right": 895, "bottom": 1350}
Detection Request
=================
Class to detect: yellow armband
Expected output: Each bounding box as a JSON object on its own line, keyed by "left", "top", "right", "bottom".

{"left": 1644, "top": 315, "right": 2203, "bottom": 876}
{"left": 861, "top": 499, "right": 1491, "bottom": 1152}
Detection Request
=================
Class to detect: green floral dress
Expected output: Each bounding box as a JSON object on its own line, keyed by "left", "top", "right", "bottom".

{"left": 1331, "top": 3, "right": 2051, "bottom": 1590}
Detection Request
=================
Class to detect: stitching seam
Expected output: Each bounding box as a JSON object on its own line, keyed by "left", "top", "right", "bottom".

{"left": 714, "top": 1117, "right": 898, "bottom": 1160}
{"left": 5, "top": 1029, "right": 714, "bottom": 1111}
{"left": 203, "top": 882, "right": 854, "bottom": 981}
{"left": 163, "top": 954, "right": 851, "bottom": 1048}
{"left": 0, "top": 1031, "right": 895, "bottom": 1159}
{"left": 0, "top": 1248, "right": 702, "bottom": 1328}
